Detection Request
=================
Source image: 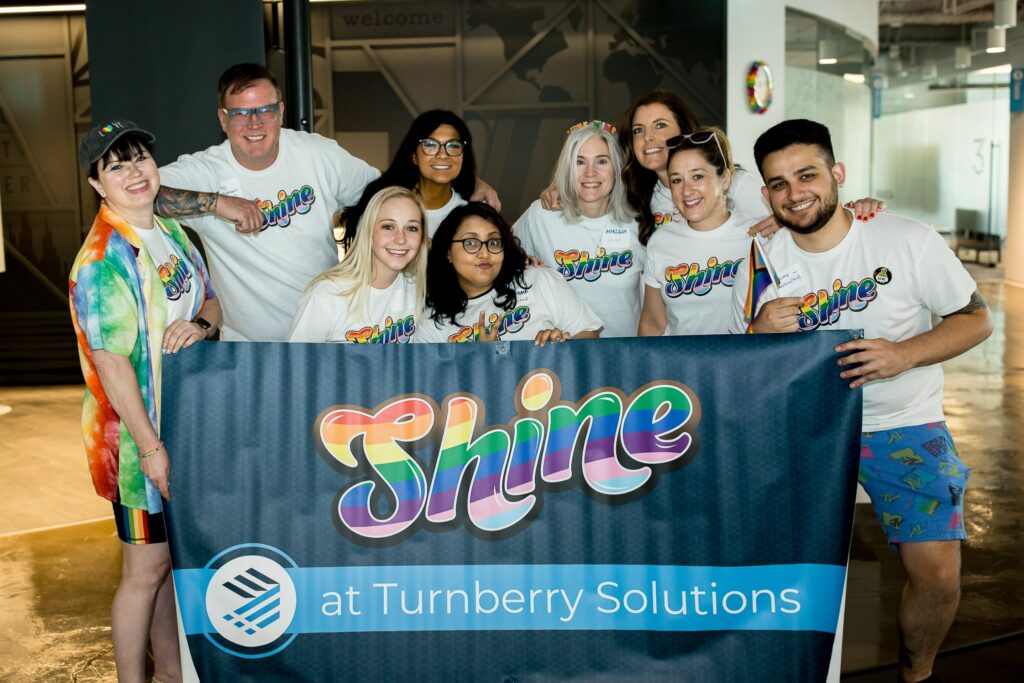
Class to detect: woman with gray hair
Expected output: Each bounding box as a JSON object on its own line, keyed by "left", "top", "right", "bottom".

{"left": 513, "top": 120, "right": 644, "bottom": 337}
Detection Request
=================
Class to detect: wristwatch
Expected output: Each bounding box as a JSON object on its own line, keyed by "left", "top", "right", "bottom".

{"left": 193, "top": 317, "right": 213, "bottom": 338}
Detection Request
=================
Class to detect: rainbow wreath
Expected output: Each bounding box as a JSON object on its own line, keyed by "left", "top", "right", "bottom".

{"left": 747, "top": 61, "right": 773, "bottom": 114}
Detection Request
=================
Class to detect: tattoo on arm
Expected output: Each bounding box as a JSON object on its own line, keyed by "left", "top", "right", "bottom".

{"left": 943, "top": 290, "right": 988, "bottom": 317}
{"left": 154, "top": 186, "right": 218, "bottom": 218}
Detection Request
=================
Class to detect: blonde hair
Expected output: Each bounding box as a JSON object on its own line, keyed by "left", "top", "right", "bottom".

{"left": 552, "top": 125, "right": 633, "bottom": 224}
{"left": 308, "top": 186, "right": 427, "bottom": 318}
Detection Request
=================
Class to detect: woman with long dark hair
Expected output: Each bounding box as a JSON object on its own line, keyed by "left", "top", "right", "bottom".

{"left": 340, "top": 110, "right": 476, "bottom": 245}
{"left": 418, "top": 202, "right": 601, "bottom": 344}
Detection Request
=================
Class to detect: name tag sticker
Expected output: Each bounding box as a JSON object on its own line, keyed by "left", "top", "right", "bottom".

{"left": 216, "top": 179, "right": 244, "bottom": 197}
{"left": 601, "top": 228, "right": 630, "bottom": 251}
{"left": 775, "top": 265, "right": 806, "bottom": 295}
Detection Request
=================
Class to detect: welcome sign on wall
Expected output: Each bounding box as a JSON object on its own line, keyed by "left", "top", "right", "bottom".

{"left": 162, "top": 332, "right": 860, "bottom": 681}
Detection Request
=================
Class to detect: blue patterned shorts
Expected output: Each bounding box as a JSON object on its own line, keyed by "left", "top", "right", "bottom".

{"left": 859, "top": 422, "right": 969, "bottom": 545}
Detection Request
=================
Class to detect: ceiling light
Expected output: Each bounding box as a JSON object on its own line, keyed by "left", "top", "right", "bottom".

{"left": 0, "top": 4, "right": 84, "bottom": 13}
{"left": 955, "top": 46, "right": 972, "bottom": 69}
{"left": 818, "top": 40, "right": 838, "bottom": 65}
{"left": 994, "top": 0, "right": 1017, "bottom": 29}
{"left": 843, "top": 73, "right": 866, "bottom": 84}
{"left": 986, "top": 27, "right": 1007, "bottom": 54}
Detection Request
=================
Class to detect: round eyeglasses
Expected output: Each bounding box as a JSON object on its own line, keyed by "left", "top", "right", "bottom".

{"left": 418, "top": 138, "right": 466, "bottom": 157}
{"left": 452, "top": 237, "right": 503, "bottom": 254}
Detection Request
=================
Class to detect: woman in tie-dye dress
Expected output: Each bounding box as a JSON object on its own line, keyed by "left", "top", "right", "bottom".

{"left": 69, "top": 120, "right": 221, "bottom": 682}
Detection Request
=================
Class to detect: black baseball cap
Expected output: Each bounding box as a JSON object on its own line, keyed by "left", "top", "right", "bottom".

{"left": 79, "top": 119, "right": 155, "bottom": 173}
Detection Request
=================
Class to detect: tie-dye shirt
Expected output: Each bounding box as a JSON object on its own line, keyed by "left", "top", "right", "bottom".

{"left": 69, "top": 205, "right": 216, "bottom": 512}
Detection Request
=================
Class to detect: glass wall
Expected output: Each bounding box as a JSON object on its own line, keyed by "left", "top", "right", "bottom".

{"left": 872, "top": 66, "right": 1010, "bottom": 237}
{"left": 784, "top": 9, "right": 873, "bottom": 200}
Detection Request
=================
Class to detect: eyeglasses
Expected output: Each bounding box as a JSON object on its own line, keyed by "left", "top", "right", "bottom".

{"left": 567, "top": 120, "right": 617, "bottom": 136}
{"left": 666, "top": 130, "right": 727, "bottom": 165}
{"left": 220, "top": 102, "right": 282, "bottom": 127}
{"left": 452, "top": 237, "right": 504, "bottom": 254}
{"left": 418, "top": 138, "right": 466, "bottom": 157}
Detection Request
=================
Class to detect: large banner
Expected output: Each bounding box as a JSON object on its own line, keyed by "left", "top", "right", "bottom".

{"left": 163, "top": 332, "right": 861, "bottom": 681}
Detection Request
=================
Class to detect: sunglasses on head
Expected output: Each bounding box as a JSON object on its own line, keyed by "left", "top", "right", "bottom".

{"left": 666, "top": 131, "right": 726, "bottom": 164}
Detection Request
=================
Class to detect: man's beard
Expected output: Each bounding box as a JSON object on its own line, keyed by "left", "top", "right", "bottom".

{"left": 773, "top": 181, "right": 839, "bottom": 235}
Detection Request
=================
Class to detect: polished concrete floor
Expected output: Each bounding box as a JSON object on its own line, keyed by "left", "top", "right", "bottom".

{"left": 0, "top": 275, "right": 1020, "bottom": 682}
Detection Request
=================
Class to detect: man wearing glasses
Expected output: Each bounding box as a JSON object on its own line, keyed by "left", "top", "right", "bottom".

{"left": 155, "top": 63, "right": 379, "bottom": 341}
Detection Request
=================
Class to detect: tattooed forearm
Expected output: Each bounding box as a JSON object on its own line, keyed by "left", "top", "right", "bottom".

{"left": 154, "top": 187, "right": 219, "bottom": 218}
{"left": 944, "top": 290, "right": 988, "bottom": 317}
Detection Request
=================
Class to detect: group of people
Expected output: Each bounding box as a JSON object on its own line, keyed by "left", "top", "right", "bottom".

{"left": 69, "top": 61, "right": 991, "bottom": 683}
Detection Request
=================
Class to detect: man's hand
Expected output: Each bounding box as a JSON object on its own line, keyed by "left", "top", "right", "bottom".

{"left": 470, "top": 178, "right": 502, "bottom": 211}
{"left": 835, "top": 337, "right": 912, "bottom": 388}
{"left": 751, "top": 296, "right": 803, "bottom": 333}
{"left": 215, "top": 194, "right": 263, "bottom": 234}
{"left": 747, "top": 214, "right": 782, "bottom": 239}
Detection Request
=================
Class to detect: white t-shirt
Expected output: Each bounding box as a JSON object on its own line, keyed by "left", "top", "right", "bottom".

{"left": 643, "top": 211, "right": 759, "bottom": 335}
{"left": 134, "top": 223, "right": 199, "bottom": 325}
{"left": 513, "top": 200, "right": 645, "bottom": 337}
{"left": 730, "top": 210, "right": 977, "bottom": 430}
{"left": 728, "top": 167, "right": 769, "bottom": 216}
{"left": 159, "top": 128, "right": 380, "bottom": 341}
{"left": 648, "top": 167, "right": 767, "bottom": 234}
{"left": 424, "top": 190, "right": 467, "bottom": 238}
{"left": 287, "top": 274, "right": 417, "bottom": 343}
{"left": 415, "top": 266, "right": 603, "bottom": 343}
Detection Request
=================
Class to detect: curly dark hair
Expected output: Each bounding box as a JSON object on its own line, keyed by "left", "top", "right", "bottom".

{"left": 340, "top": 109, "right": 476, "bottom": 249}
{"left": 426, "top": 202, "right": 529, "bottom": 326}
{"left": 617, "top": 91, "right": 700, "bottom": 245}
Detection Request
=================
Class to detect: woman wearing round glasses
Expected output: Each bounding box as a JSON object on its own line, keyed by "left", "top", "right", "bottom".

{"left": 638, "top": 126, "right": 761, "bottom": 336}
{"left": 513, "top": 121, "right": 644, "bottom": 337}
{"left": 288, "top": 186, "right": 426, "bottom": 343}
{"left": 417, "top": 202, "right": 602, "bottom": 344}
{"left": 69, "top": 120, "right": 221, "bottom": 681}
{"left": 341, "top": 110, "right": 475, "bottom": 244}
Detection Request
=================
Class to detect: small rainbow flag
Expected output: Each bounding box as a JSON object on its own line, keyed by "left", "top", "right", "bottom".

{"left": 743, "top": 237, "right": 774, "bottom": 333}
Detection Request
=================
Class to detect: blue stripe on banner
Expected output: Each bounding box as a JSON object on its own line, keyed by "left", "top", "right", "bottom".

{"left": 176, "top": 563, "right": 845, "bottom": 635}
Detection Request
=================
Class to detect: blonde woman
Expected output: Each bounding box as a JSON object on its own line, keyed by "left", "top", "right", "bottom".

{"left": 287, "top": 186, "right": 427, "bottom": 343}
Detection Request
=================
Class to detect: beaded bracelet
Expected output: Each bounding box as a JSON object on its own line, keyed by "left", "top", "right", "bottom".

{"left": 139, "top": 442, "right": 163, "bottom": 459}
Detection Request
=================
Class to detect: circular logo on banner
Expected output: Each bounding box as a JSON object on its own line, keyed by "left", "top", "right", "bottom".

{"left": 203, "top": 544, "right": 299, "bottom": 658}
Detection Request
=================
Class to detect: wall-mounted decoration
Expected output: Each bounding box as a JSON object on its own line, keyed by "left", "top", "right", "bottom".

{"left": 747, "top": 60, "right": 773, "bottom": 114}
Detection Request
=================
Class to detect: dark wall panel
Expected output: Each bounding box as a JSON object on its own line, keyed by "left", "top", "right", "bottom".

{"left": 86, "top": 0, "right": 265, "bottom": 165}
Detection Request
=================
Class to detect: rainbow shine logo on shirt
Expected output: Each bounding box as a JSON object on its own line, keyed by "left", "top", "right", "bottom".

{"left": 259, "top": 185, "right": 316, "bottom": 229}
{"left": 314, "top": 369, "right": 700, "bottom": 543}
{"left": 653, "top": 211, "right": 677, "bottom": 228}
{"left": 345, "top": 315, "right": 415, "bottom": 344}
{"left": 554, "top": 248, "right": 634, "bottom": 282}
{"left": 664, "top": 257, "right": 743, "bottom": 298}
{"left": 796, "top": 268, "right": 891, "bottom": 331}
{"left": 446, "top": 307, "right": 531, "bottom": 342}
{"left": 157, "top": 254, "right": 194, "bottom": 301}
